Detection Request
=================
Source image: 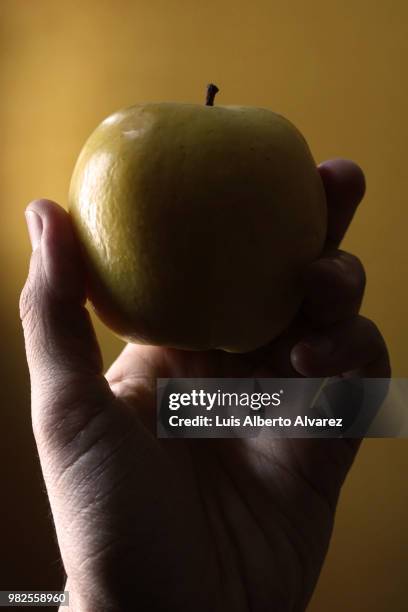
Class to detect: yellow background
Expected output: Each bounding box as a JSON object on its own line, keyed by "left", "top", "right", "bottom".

{"left": 1, "top": 0, "right": 407, "bottom": 608}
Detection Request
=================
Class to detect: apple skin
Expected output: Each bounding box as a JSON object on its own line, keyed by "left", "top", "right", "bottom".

{"left": 68, "top": 102, "right": 327, "bottom": 352}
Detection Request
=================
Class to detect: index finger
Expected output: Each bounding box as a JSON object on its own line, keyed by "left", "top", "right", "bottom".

{"left": 318, "top": 159, "right": 366, "bottom": 249}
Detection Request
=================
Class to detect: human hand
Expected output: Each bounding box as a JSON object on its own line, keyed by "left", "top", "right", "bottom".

{"left": 20, "top": 159, "right": 390, "bottom": 612}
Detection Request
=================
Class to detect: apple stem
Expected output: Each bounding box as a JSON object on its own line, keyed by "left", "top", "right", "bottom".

{"left": 206, "top": 83, "right": 219, "bottom": 106}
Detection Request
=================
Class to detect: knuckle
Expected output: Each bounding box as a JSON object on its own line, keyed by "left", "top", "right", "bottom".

{"left": 19, "top": 279, "right": 36, "bottom": 326}
{"left": 351, "top": 258, "right": 366, "bottom": 294}
{"left": 355, "top": 316, "right": 391, "bottom": 376}
{"left": 358, "top": 314, "right": 380, "bottom": 336}
{"left": 357, "top": 315, "right": 388, "bottom": 353}
{"left": 338, "top": 251, "right": 366, "bottom": 295}
{"left": 19, "top": 272, "right": 46, "bottom": 346}
{"left": 19, "top": 250, "right": 46, "bottom": 325}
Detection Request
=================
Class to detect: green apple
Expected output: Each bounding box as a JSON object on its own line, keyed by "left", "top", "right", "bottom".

{"left": 68, "top": 85, "right": 327, "bottom": 352}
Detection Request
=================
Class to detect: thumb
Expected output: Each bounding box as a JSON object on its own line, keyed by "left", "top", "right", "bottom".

{"left": 19, "top": 199, "right": 115, "bottom": 447}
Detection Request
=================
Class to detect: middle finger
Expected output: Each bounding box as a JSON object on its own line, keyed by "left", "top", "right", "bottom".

{"left": 301, "top": 249, "right": 366, "bottom": 328}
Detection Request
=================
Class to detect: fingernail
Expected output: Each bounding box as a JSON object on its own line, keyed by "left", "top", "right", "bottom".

{"left": 25, "top": 210, "right": 43, "bottom": 251}
{"left": 300, "top": 335, "right": 334, "bottom": 357}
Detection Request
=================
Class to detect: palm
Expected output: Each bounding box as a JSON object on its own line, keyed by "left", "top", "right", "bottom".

{"left": 83, "top": 335, "right": 355, "bottom": 612}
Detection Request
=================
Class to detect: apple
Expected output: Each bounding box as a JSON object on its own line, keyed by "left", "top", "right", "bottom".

{"left": 68, "top": 85, "right": 327, "bottom": 352}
